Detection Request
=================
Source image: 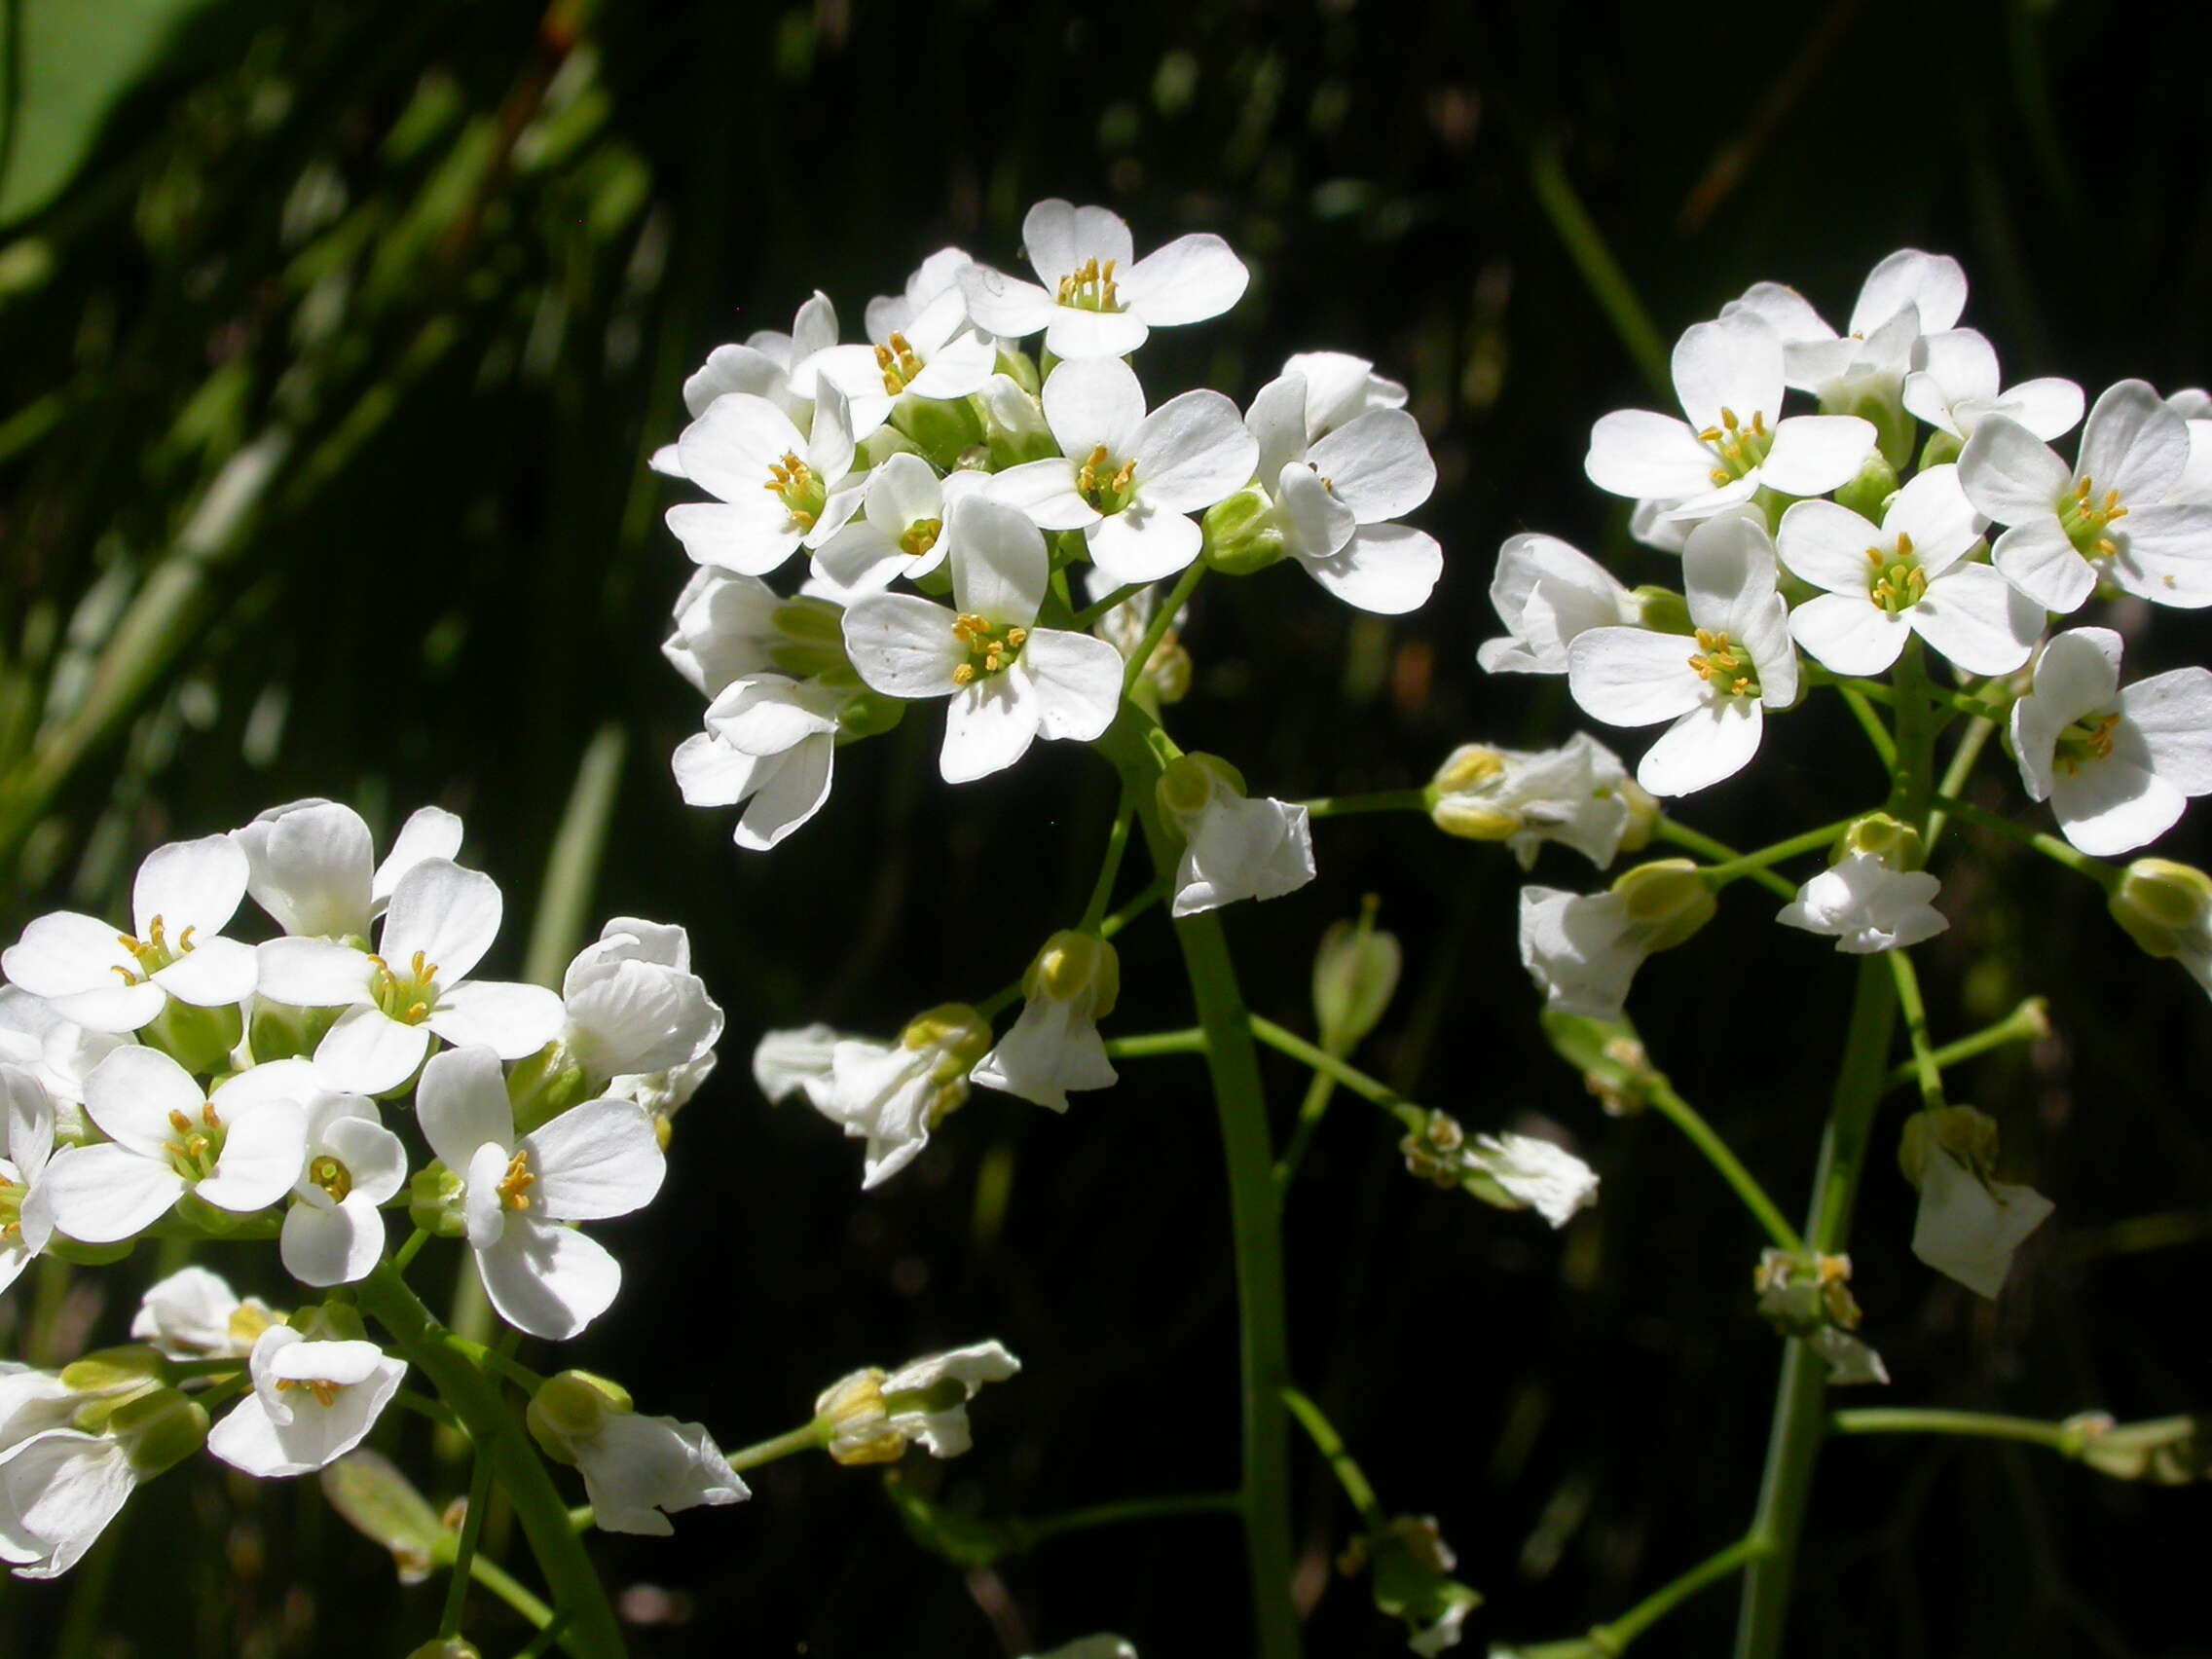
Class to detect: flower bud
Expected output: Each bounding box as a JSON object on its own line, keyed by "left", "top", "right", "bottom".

{"left": 855, "top": 426, "right": 924, "bottom": 469}
{"left": 766, "top": 596, "right": 850, "bottom": 681}
{"left": 1538, "top": 1010, "right": 1656, "bottom": 1116}
{"left": 815, "top": 1368, "right": 903, "bottom": 1466}
{"left": 139, "top": 998, "right": 243, "bottom": 1079}
{"left": 289, "top": 1301, "right": 370, "bottom": 1346}
{"left": 1841, "top": 811, "right": 1926, "bottom": 870}
{"left": 1610, "top": 859, "right": 1715, "bottom": 951}
{"left": 1426, "top": 747, "right": 1517, "bottom": 841}
{"left": 1023, "top": 932, "right": 1120, "bottom": 1019}
{"left": 977, "top": 374, "right": 1055, "bottom": 465}
{"left": 2067, "top": 1413, "right": 2211, "bottom": 1485}
{"left": 321, "top": 1448, "right": 445, "bottom": 1584}
{"left": 249, "top": 999, "right": 341, "bottom": 1064}
{"left": 1156, "top": 752, "right": 1246, "bottom": 829}
{"left": 409, "top": 1162, "right": 468, "bottom": 1237}
{"left": 1311, "top": 906, "right": 1400, "bottom": 1053}
{"left": 1199, "top": 483, "right": 1286, "bottom": 575}
{"left": 527, "top": 1370, "right": 633, "bottom": 1466}
{"left": 835, "top": 688, "right": 907, "bottom": 741}
{"left": 993, "top": 347, "right": 1042, "bottom": 396}
{"left": 107, "top": 1384, "right": 210, "bottom": 1476}
{"left": 1831, "top": 443, "right": 1902, "bottom": 520}
{"left": 60, "top": 1346, "right": 167, "bottom": 1396}
{"left": 2108, "top": 858, "right": 2212, "bottom": 960}
{"left": 1632, "top": 584, "right": 1692, "bottom": 636}
{"left": 890, "top": 392, "right": 985, "bottom": 470}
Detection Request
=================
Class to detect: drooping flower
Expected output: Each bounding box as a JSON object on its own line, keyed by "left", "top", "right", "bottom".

{"left": 1583, "top": 312, "right": 1876, "bottom": 524}
{"left": 665, "top": 381, "right": 860, "bottom": 577}
{"left": 254, "top": 858, "right": 564, "bottom": 1095}
{"left": 990, "top": 356, "right": 1257, "bottom": 583}
{"left": 0, "top": 1066, "right": 56, "bottom": 1295}
{"left": 232, "top": 799, "right": 462, "bottom": 942}
{"left": 1426, "top": 735, "right": 1655, "bottom": 869}
{"left": 1401, "top": 1109, "right": 1599, "bottom": 1229}
{"left": 1778, "top": 855, "right": 1948, "bottom": 954}
{"left": 750, "top": 1023, "right": 839, "bottom": 1108}
{"left": 558, "top": 919, "right": 722, "bottom": 1090}
{"left": 1900, "top": 327, "right": 2084, "bottom": 444}
{"left": 129, "top": 1267, "right": 276, "bottom": 1360}
{"left": 526, "top": 1371, "right": 748, "bottom": 1536}
{"left": 1900, "top": 1106, "right": 2052, "bottom": 1300}
{"left": 1476, "top": 533, "right": 1643, "bottom": 676}
{"left": 795, "top": 1007, "right": 989, "bottom": 1190}
{"left": 2106, "top": 858, "right": 2212, "bottom": 999}
{"left": 206, "top": 1325, "right": 406, "bottom": 1479}
{"left": 2, "top": 835, "right": 259, "bottom": 1034}
{"left": 417, "top": 1046, "right": 665, "bottom": 1341}
{"left": 41, "top": 1050, "right": 311, "bottom": 1243}
{"left": 814, "top": 1341, "right": 1021, "bottom": 1464}
{"left": 1566, "top": 513, "right": 1800, "bottom": 795}
{"left": 1517, "top": 861, "right": 1715, "bottom": 1021}
{"left": 0, "top": 1429, "right": 142, "bottom": 1578}
{"left": 2009, "top": 627, "right": 2212, "bottom": 856}
{"left": 673, "top": 674, "right": 853, "bottom": 852}
{"left": 1778, "top": 463, "right": 2042, "bottom": 677}
{"left": 281, "top": 1086, "right": 407, "bottom": 1287}
{"left": 1155, "top": 753, "right": 1315, "bottom": 917}
{"left": 971, "top": 933, "right": 1119, "bottom": 1112}
{"left": 1959, "top": 381, "right": 2212, "bottom": 611}
{"left": 842, "top": 496, "right": 1124, "bottom": 784}
{"left": 960, "top": 199, "right": 1247, "bottom": 359}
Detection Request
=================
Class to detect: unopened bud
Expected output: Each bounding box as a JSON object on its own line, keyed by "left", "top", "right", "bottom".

{"left": 1426, "top": 747, "right": 1518, "bottom": 841}
{"left": 60, "top": 1346, "right": 166, "bottom": 1397}
{"left": 288, "top": 1302, "right": 369, "bottom": 1346}
{"left": 108, "top": 1385, "right": 210, "bottom": 1476}
{"left": 891, "top": 392, "right": 985, "bottom": 470}
{"left": 1610, "top": 859, "right": 1716, "bottom": 951}
{"left": 1831, "top": 443, "right": 1903, "bottom": 519}
{"left": 1842, "top": 811, "right": 1925, "bottom": 870}
{"left": 1024, "top": 932, "right": 1120, "bottom": 1018}
{"left": 835, "top": 688, "right": 907, "bottom": 741}
{"left": 1312, "top": 903, "right": 1400, "bottom": 1052}
{"left": 977, "top": 373, "right": 1054, "bottom": 465}
{"left": 527, "top": 1370, "right": 632, "bottom": 1465}
{"left": 1199, "top": 483, "right": 1285, "bottom": 575}
{"left": 1633, "top": 585, "right": 1692, "bottom": 636}
{"left": 2109, "top": 858, "right": 2212, "bottom": 960}
{"left": 766, "top": 596, "right": 850, "bottom": 681}
{"left": 1157, "top": 752, "right": 1244, "bottom": 828}
{"left": 815, "top": 1368, "right": 903, "bottom": 1466}
{"left": 409, "top": 1163, "right": 468, "bottom": 1237}
{"left": 321, "top": 1450, "right": 445, "bottom": 1585}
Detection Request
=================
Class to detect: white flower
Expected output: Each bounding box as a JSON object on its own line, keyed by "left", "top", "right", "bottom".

{"left": 233, "top": 798, "right": 462, "bottom": 941}
{"left": 662, "top": 567, "right": 793, "bottom": 697}
{"left": 1280, "top": 350, "right": 1408, "bottom": 436}
{"left": 1465, "top": 1131, "right": 1599, "bottom": 1227}
{"left": 0, "top": 1066, "right": 56, "bottom": 1294}
{"left": 751, "top": 1023, "right": 839, "bottom": 1107}
{"left": 1778, "top": 464, "right": 2042, "bottom": 677}
{"left": 2009, "top": 627, "right": 2212, "bottom": 856}
{"left": 1517, "top": 887, "right": 1650, "bottom": 1021}
{"left": 990, "top": 356, "right": 1257, "bottom": 583}
{"left": 803, "top": 1009, "right": 988, "bottom": 1190}
{"left": 842, "top": 496, "right": 1124, "bottom": 784}
{"left": 960, "top": 199, "right": 1247, "bottom": 359}
{"left": 673, "top": 674, "right": 849, "bottom": 851}
{"left": 0, "top": 1426, "right": 141, "bottom": 1578}
{"left": 1239, "top": 368, "right": 1441, "bottom": 613}
{"left": 2165, "top": 385, "right": 2212, "bottom": 504}
{"left": 648, "top": 292, "right": 840, "bottom": 476}
{"left": 560, "top": 918, "right": 722, "bottom": 1087}
{"left": 129, "top": 1267, "right": 275, "bottom": 1359}
{"left": 0, "top": 985, "right": 122, "bottom": 1114}
{"left": 2, "top": 835, "right": 259, "bottom": 1034}
{"left": 42, "top": 1050, "right": 311, "bottom": 1242}
{"left": 812, "top": 454, "right": 989, "bottom": 591}
{"left": 815, "top": 1341, "right": 1021, "bottom": 1463}
{"left": 1726, "top": 249, "right": 1966, "bottom": 416}
{"left": 971, "top": 933, "right": 1118, "bottom": 1112}
{"left": 1428, "top": 735, "right": 1653, "bottom": 869}
{"left": 664, "top": 382, "right": 860, "bottom": 577}
{"left": 1910, "top": 1144, "right": 2052, "bottom": 1300}
{"left": 206, "top": 1326, "right": 406, "bottom": 1478}
{"left": 868, "top": 247, "right": 983, "bottom": 342}
{"left": 254, "top": 857, "right": 564, "bottom": 1095}
{"left": 281, "top": 1086, "right": 406, "bottom": 1287}
{"left": 1476, "top": 533, "right": 1642, "bottom": 675}
{"left": 1566, "top": 513, "right": 1800, "bottom": 795}
{"left": 1778, "top": 855, "right": 1948, "bottom": 954}
{"left": 814, "top": 286, "right": 997, "bottom": 439}
{"left": 1900, "top": 327, "right": 2083, "bottom": 443}
{"left": 529, "top": 1374, "right": 748, "bottom": 1536}
{"left": 1959, "top": 381, "right": 2212, "bottom": 611}
{"left": 418, "top": 1046, "right": 665, "bottom": 1341}
{"left": 1583, "top": 313, "right": 1876, "bottom": 523}
{"left": 1156, "top": 754, "right": 1315, "bottom": 917}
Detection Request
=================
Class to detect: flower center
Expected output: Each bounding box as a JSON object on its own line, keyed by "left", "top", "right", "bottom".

{"left": 310, "top": 1155, "right": 352, "bottom": 1203}
{"left": 761, "top": 452, "right": 827, "bottom": 532}
{"left": 1863, "top": 531, "right": 1927, "bottom": 613}
{"left": 1054, "top": 256, "right": 1122, "bottom": 313}
{"left": 276, "top": 1376, "right": 344, "bottom": 1409}
{"left": 0, "top": 1168, "right": 22, "bottom": 1242}
{"left": 1685, "top": 628, "right": 1761, "bottom": 699}
{"left": 949, "top": 614, "right": 1027, "bottom": 685}
{"left": 1696, "top": 406, "right": 1773, "bottom": 487}
{"left": 1076, "top": 445, "right": 1139, "bottom": 513}
{"left": 368, "top": 951, "right": 438, "bottom": 1025}
{"left": 496, "top": 1150, "right": 535, "bottom": 1212}
{"left": 110, "top": 912, "right": 199, "bottom": 986}
{"left": 899, "top": 517, "right": 942, "bottom": 559}
{"left": 872, "top": 331, "right": 925, "bottom": 395}
{"left": 163, "top": 1101, "right": 226, "bottom": 1181}
{"left": 2054, "top": 711, "right": 2121, "bottom": 775}
{"left": 2059, "top": 475, "right": 2130, "bottom": 562}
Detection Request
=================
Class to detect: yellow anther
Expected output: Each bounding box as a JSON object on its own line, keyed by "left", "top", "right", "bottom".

{"left": 899, "top": 518, "right": 941, "bottom": 559}
{"left": 2095, "top": 536, "right": 2119, "bottom": 556}
{"left": 110, "top": 964, "right": 139, "bottom": 985}
{"left": 952, "top": 663, "right": 977, "bottom": 684}
{"left": 277, "top": 1378, "right": 341, "bottom": 1409}
{"left": 1005, "top": 627, "right": 1028, "bottom": 649}
{"left": 1749, "top": 411, "right": 1767, "bottom": 436}
{"left": 1864, "top": 545, "right": 1885, "bottom": 566}
{"left": 168, "top": 1108, "right": 195, "bottom": 1134}
{"left": 1698, "top": 426, "right": 1722, "bottom": 444}
{"left": 411, "top": 951, "right": 433, "bottom": 982}
{"left": 2076, "top": 476, "right": 2094, "bottom": 500}
{"left": 496, "top": 1151, "right": 535, "bottom": 1212}
{"left": 146, "top": 916, "right": 166, "bottom": 950}
{"left": 1709, "top": 468, "right": 1731, "bottom": 485}
{"left": 1110, "top": 457, "right": 1138, "bottom": 494}
{"left": 404, "top": 1001, "right": 429, "bottom": 1025}
{"left": 1719, "top": 407, "right": 1740, "bottom": 431}
{"left": 202, "top": 1102, "right": 219, "bottom": 1129}
{"left": 176, "top": 925, "right": 197, "bottom": 952}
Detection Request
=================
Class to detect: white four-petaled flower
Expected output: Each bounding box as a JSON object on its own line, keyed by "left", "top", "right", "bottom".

{"left": 1777, "top": 855, "right": 1948, "bottom": 954}
{"left": 206, "top": 1325, "right": 406, "bottom": 1478}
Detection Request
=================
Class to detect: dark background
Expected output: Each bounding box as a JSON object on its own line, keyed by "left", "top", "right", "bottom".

{"left": 2, "top": 1, "right": 2209, "bottom": 1653}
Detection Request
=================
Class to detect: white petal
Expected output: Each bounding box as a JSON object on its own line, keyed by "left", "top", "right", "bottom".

{"left": 1638, "top": 700, "right": 1764, "bottom": 796}
{"left": 671, "top": 731, "right": 759, "bottom": 808}
{"left": 2106, "top": 503, "right": 2212, "bottom": 608}
{"left": 1304, "top": 409, "right": 1434, "bottom": 523}
{"left": 1883, "top": 464, "right": 1981, "bottom": 572}
{"left": 1020, "top": 630, "right": 1124, "bottom": 741}
{"left": 940, "top": 677, "right": 1041, "bottom": 784}
{"left": 949, "top": 496, "right": 1049, "bottom": 624}
{"left": 1129, "top": 390, "right": 1259, "bottom": 514}
{"left": 986, "top": 458, "right": 1096, "bottom": 532}
{"left": 380, "top": 860, "right": 501, "bottom": 987}
{"left": 1299, "top": 524, "right": 1443, "bottom": 615}
{"left": 41, "top": 980, "right": 165, "bottom": 1038}
{"left": 664, "top": 499, "right": 805, "bottom": 576}
{"left": 2078, "top": 379, "right": 2188, "bottom": 501}
{"left": 83, "top": 1045, "right": 204, "bottom": 1156}
{"left": 1567, "top": 628, "right": 1707, "bottom": 727}
{"left": 1789, "top": 593, "right": 1907, "bottom": 676}
{"left": 1274, "top": 462, "right": 1357, "bottom": 561}
{"left": 2120, "top": 667, "right": 2212, "bottom": 793}
{"left": 313, "top": 1007, "right": 429, "bottom": 1096}
{"left": 1912, "top": 1153, "right": 2051, "bottom": 1300}
{"left": 957, "top": 268, "right": 1058, "bottom": 340}
{"left": 196, "top": 1101, "right": 307, "bottom": 1213}
{"left": 1759, "top": 415, "right": 1875, "bottom": 496}
{"left": 1775, "top": 498, "right": 1884, "bottom": 593}
{"left": 2001, "top": 378, "right": 2085, "bottom": 442}
{"left": 1021, "top": 200, "right": 1133, "bottom": 284}
{"left": 1908, "top": 566, "right": 2041, "bottom": 676}
{"left": 150, "top": 936, "right": 258, "bottom": 1007}
{"left": 256, "top": 938, "right": 373, "bottom": 1008}
{"left": 1584, "top": 411, "right": 1718, "bottom": 500}
{"left": 477, "top": 1216, "right": 621, "bottom": 1342}
{"left": 1671, "top": 313, "right": 1785, "bottom": 431}
{"left": 1042, "top": 307, "right": 1150, "bottom": 361}
{"left": 1991, "top": 518, "right": 2094, "bottom": 613}
{"left": 320, "top": 1115, "right": 408, "bottom": 1205}
{"left": 525, "top": 1097, "right": 665, "bottom": 1222}
{"left": 234, "top": 802, "right": 373, "bottom": 939}
{"left": 428, "top": 980, "right": 564, "bottom": 1060}
{"left": 40, "top": 1144, "right": 182, "bottom": 1242}
{"left": 1849, "top": 249, "right": 1966, "bottom": 338}
{"left": 1122, "top": 232, "right": 1248, "bottom": 325}
{"left": 1085, "top": 503, "right": 1200, "bottom": 584}
{"left": 132, "top": 836, "right": 248, "bottom": 942}
{"left": 375, "top": 807, "right": 465, "bottom": 907}
{"left": 1, "top": 913, "right": 136, "bottom": 1004}
{"left": 1958, "top": 418, "right": 2071, "bottom": 524}
{"left": 2050, "top": 757, "right": 2178, "bottom": 856}
{"left": 735, "top": 742, "right": 834, "bottom": 851}
{"left": 1042, "top": 356, "right": 1146, "bottom": 459}
{"left": 675, "top": 394, "right": 803, "bottom": 504}
{"left": 843, "top": 594, "right": 963, "bottom": 698}
{"left": 418, "top": 1048, "right": 519, "bottom": 1178}
{"left": 280, "top": 1199, "right": 384, "bottom": 1287}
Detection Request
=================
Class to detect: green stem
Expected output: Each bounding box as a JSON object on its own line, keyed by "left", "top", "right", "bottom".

{"left": 1272, "top": 1070, "right": 1339, "bottom": 1192}
{"left": 1834, "top": 684, "right": 1897, "bottom": 769}
{"left": 1567, "top": 1534, "right": 1771, "bottom": 1655}
{"left": 1645, "top": 1079, "right": 1804, "bottom": 1255}
{"left": 1878, "top": 998, "right": 2047, "bottom": 1097}
{"left": 356, "top": 1265, "right": 624, "bottom": 1659}
{"left": 1100, "top": 710, "right": 1299, "bottom": 1659}
{"left": 1069, "top": 581, "right": 1147, "bottom": 631}
{"left": 1932, "top": 793, "right": 2120, "bottom": 890}
{"left": 1098, "top": 880, "right": 1163, "bottom": 940}
{"left": 1700, "top": 818, "right": 1858, "bottom": 887}
{"left": 1828, "top": 1407, "right": 2085, "bottom": 1451}
{"left": 1526, "top": 141, "right": 1671, "bottom": 396}
{"left": 725, "top": 1419, "right": 830, "bottom": 1472}
{"left": 1124, "top": 565, "right": 1206, "bottom": 694}
{"left": 1080, "top": 777, "right": 1137, "bottom": 933}
{"left": 1886, "top": 951, "right": 1946, "bottom": 1114}
{"left": 1927, "top": 712, "right": 1997, "bottom": 844}
{"left": 1298, "top": 788, "right": 1431, "bottom": 820}
{"left": 1280, "top": 1386, "right": 1386, "bottom": 1530}
{"left": 1101, "top": 1027, "right": 1210, "bottom": 1058}
{"left": 1020, "top": 1490, "right": 1244, "bottom": 1545}
{"left": 1648, "top": 819, "right": 1795, "bottom": 903}
{"left": 1248, "top": 1015, "right": 1419, "bottom": 1132}
{"left": 442, "top": 1441, "right": 498, "bottom": 1640}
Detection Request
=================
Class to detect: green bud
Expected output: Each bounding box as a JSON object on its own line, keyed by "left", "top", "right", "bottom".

{"left": 1425, "top": 747, "right": 1519, "bottom": 841}
{"left": 1156, "top": 752, "right": 1244, "bottom": 829}
{"left": 1632, "top": 584, "right": 1693, "bottom": 636}
{"left": 409, "top": 1162, "right": 468, "bottom": 1237}
{"left": 2108, "top": 858, "right": 2212, "bottom": 960}
{"left": 1830, "top": 444, "right": 1902, "bottom": 523}
{"left": 1919, "top": 428, "right": 1964, "bottom": 471}
{"left": 994, "top": 347, "right": 1041, "bottom": 396}
{"left": 527, "top": 1370, "right": 632, "bottom": 1465}
{"left": 60, "top": 1346, "right": 166, "bottom": 1396}
{"left": 835, "top": 689, "right": 907, "bottom": 741}
{"left": 1198, "top": 482, "right": 1284, "bottom": 575}
{"left": 855, "top": 425, "right": 923, "bottom": 469}
{"left": 289, "top": 1301, "right": 369, "bottom": 1345}
{"left": 107, "top": 1385, "right": 209, "bottom": 1475}
{"left": 1823, "top": 380, "right": 1916, "bottom": 473}
{"left": 1023, "top": 932, "right": 1120, "bottom": 1018}
{"left": 1311, "top": 903, "right": 1400, "bottom": 1053}
{"left": 43, "top": 1236, "right": 137, "bottom": 1268}
{"left": 767, "top": 596, "right": 851, "bottom": 681}
{"left": 321, "top": 1449, "right": 446, "bottom": 1584}
{"left": 1841, "top": 811, "right": 1925, "bottom": 871}
{"left": 977, "top": 376, "right": 1056, "bottom": 466}
{"left": 1537, "top": 1010, "right": 1656, "bottom": 1116}
{"left": 507, "top": 1041, "right": 591, "bottom": 1134}
{"left": 890, "top": 393, "right": 985, "bottom": 471}
{"left": 139, "top": 998, "right": 243, "bottom": 1077}
{"left": 248, "top": 999, "right": 342, "bottom": 1063}
{"left": 1366, "top": 1514, "right": 1483, "bottom": 1654}
{"left": 1610, "top": 859, "right": 1716, "bottom": 951}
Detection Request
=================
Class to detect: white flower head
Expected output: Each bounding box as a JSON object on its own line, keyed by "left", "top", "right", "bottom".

{"left": 842, "top": 496, "right": 1124, "bottom": 784}
{"left": 0, "top": 1066, "right": 57, "bottom": 1295}
{"left": 1901, "top": 1108, "right": 2052, "bottom": 1300}
{"left": 662, "top": 567, "right": 800, "bottom": 698}
{"left": 1477, "top": 533, "right": 1643, "bottom": 676}
{"left": 281, "top": 1086, "right": 406, "bottom": 1288}
{"left": 665, "top": 381, "right": 861, "bottom": 577}
{"left": 1427, "top": 734, "right": 1654, "bottom": 870}
{"left": 418, "top": 1046, "right": 666, "bottom": 1342}
{"left": 1454, "top": 1128, "right": 1599, "bottom": 1228}
{"left": 813, "top": 286, "right": 997, "bottom": 439}
{"left": 960, "top": 199, "right": 1248, "bottom": 359}
{"left": 1156, "top": 754, "right": 1316, "bottom": 917}
{"left": 1584, "top": 312, "right": 1876, "bottom": 524}
{"left": 560, "top": 918, "right": 722, "bottom": 1086}
{"left": 1239, "top": 369, "right": 1442, "bottom": 614}
{"left": 1959, "top": 381, "right": 2212, "bottom": 612}
{"left": 206, "top": 1325, "right": 405, "bottom": 1479}
{"left": 0, "top": 986, "right": 122, "bottom": 1113}
{"left": 129, "top": 1266, "right": 276, "bottom": 1360}
{"left": 992, "top": 356, "right": 1258, "bottom": 584}
{"left": 527, "top": 1371, "right": 748, "bottom": 1536}
{"left": 815, "top": 1340, "right": 1021, "bottom": 1464}
{"left": 674, "top": 674, "right": 852, "bottom": 853}
{"left": 233, "top": 799, "right": 463, "bottom": 941}
{"left": 0, "top": 1427, "right": 142, "bottom": 1579}
{"left": 1518, "top": 862, "right": 1714, "bottom": 1021}
{"left": 1778, "top": 854, "right": 1948, "bottom": 954}
{"left": 254, "top": 858, "right": 564, "bottom": 1095}
{"left": 1567, "top": 513, "right": 1800, "bottom": 795}
{"left": 1779, "top": 464, "right": 2042, "bottom": 678}
{"left": 813, "top": 454, "right": 991, "bottom": 592}
{"left": 1726, "top": 249, "right": 1967, "bottom": 424}
{"left": 3, "top": 835, "right": 259, "bottom": 1034}
{"left": 648, "top": 291, "right": 842, "bottom": 476}
{"left": 971, "top": 932, "right": 1119, "bottom": 1112}
{"left": 806, "top": 1007, "right": 990, "bottom": 1190}
{"left": 2009, "top": 627, "right": 2212, "bottom": 856}
{"left": 42, "top": 1051, "right": 312, "bottom": 1243}
{"left": 1901, "top": 327, "right": 2083, "bottom": 444}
